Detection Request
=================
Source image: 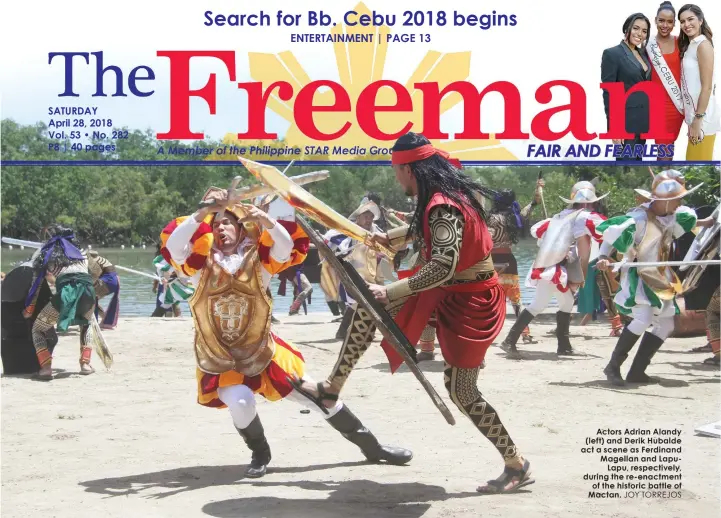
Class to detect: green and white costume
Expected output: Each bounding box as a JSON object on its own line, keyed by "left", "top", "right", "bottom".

{"left": 598, "top": 204, "right": 697, "bottom": 333}
{"left": 153, "top": 255, "right": 195, "bottom": 307}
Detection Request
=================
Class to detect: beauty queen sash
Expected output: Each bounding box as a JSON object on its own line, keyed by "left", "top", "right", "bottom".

{"left": 646, "top": 37, "right": 684, "bottom": 115}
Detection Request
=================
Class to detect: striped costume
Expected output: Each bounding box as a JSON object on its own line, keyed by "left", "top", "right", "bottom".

{"left": 161, "top": 214, "right": 309, "bottom": 408}
{"left": 599, "top": 173, "right": 700, "bottom": 386}
{"left": 161, "top": 202, "right": 411, "bottom": 477}
{"left": 598, "top": 205, "right": 697, "bottom": 318}
{"left": 152, "top": 255, "right": 194, "bottom": 313}
{"left": 501, "top": 181, "right": 608, "bottom": 358}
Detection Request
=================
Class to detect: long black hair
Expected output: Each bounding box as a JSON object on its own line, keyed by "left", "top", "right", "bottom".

{"left": 678, "top": 4, "right": 714, "bottom": 57}
{"left": 491, "top": 189, "right": 522, "bottom": 244}
{"left": 364, "top": 191, "right": 390, "bottom": 231}
{"left": 391, "top": 132, "right": 497, "bottom": 240}
{"left": 623, "top": 13, "right": 651, "bottom": 48}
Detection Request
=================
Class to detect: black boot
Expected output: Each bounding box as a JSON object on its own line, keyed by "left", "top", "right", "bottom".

{"left": 555, "top": 311, "right": 574, "bottom": 355}
{"left": 236, "top": 415, "right": 272, "bottom": 478}
{"left": 327, "top": 405, "right": 412, "bottom": 466}
{"left": 327, "top": 301, "right": 341, "bottom": 316}
{"left": 626, "top": 333, "right": 664, "bottom": 384}
{"left": 500, "top": 309, "right": 534, "bottom": 357}
{"left": 335, "top": 307, "right": 354, "bottom": 340}
{"left": 603, "top": 327, "right": 641, "bottom": 386}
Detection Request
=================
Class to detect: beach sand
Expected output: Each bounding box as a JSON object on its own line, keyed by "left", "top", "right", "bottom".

{"left": 2, "top": 313, "right": 719, "bottom": 518}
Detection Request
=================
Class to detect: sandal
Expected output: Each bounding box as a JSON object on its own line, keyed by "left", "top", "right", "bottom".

{"left": 286, "top": 376, "right": 338, "bottom": 415}
{"left": 477, "top": 459, "right": 535, "bottom": 494}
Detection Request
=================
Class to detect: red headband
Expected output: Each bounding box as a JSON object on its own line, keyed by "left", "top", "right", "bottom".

{"left": 391, "top": 144, "right": 463, "bottom": 169}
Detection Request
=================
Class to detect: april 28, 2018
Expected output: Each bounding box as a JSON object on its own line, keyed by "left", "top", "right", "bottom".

{"left": 527, "top": 143, "right": 675, "bottom": 159}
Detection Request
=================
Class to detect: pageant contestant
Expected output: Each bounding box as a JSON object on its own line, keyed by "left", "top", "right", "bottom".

{"left": 596, "top": 170, "right": 711, "bottom": 385}
{"left": 601, "top": 13, "right": 652, "bottom": 158}
{"left": 679, "top": 4, "right": 719, "bottom": 160}
{"left": 487, "top": 180, "right": 544, "bottom": 345}
{"left": 500, "top": 182, "right": 607, "bottom": 357}
{"left": 87, "top": 250, "right": 121, "bottom": 329}
{"left": 24, "top": 227, "right": 97, "bottom": 379}
{"left": 161, "top": 188, "right": 411, "bottom": 478}
{"left": 647, "top": 2, "right": 685, "bottom": 160}
{"left": 289, "top": 132, "right": 533, "bottom": 494}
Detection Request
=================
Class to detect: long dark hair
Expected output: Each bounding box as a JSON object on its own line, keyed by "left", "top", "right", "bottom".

{"left": 365, "top": 191, "right": 389, "bottom": 231}
{"left": 623, "top": 13, "right": 652, "bottom": 48}
{"left": 679, "top": 4, "right": 714, "bottom": 57}
{"left": 391, "top": 132, "right": 497, "bottom": 240}
{"left": 491, "top": 189, "right": 522, "bottom": 245}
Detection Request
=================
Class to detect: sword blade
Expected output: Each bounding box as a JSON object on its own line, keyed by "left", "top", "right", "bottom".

{"left": 114, "top": 264, "right": 160, "bottom": 281}
{"left": 613, "top": 259, "right": 721, "bottom": 271}
{"left": 295, "top": 215, "right": 456, "bottom": 426}
{"left": 2, "top": 237, "right": 160, "bottom": 280}
{"left": 1, "top": 237, "right": 41, "bottom": 248}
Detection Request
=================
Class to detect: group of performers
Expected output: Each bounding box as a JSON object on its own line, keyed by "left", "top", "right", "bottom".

{"left": 6, "top": 131, "right": 718, "bottom": 496}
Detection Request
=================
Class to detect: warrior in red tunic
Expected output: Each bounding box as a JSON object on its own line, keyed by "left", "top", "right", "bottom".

{"left": 290, "top": 132, "right": 534, "bottom": 494}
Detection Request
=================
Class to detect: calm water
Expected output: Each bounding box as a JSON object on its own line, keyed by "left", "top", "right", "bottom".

{"left": 0, "top": 241, "right": 547, "bottom": 316}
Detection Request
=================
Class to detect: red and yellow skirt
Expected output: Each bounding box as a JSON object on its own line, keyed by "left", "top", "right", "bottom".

{"left": 196, "top": 333, "right": 305, "bottom": 408}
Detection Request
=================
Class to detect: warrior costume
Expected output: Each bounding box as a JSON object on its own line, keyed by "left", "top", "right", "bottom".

{"left": 320, "top": 199, "right": 394, "bottom": 339}
{"left": 487, "top": 186, "right": 542, "bottom": 344}
{"left": 87, "top": 251, "right": 120, "bottom": 329}
{"left": 599, "top": 171, "right": 700, "bottom": 385}
{"left": 291, "top": 134, "right": 533, "bottom": 494}
{"left": 151, "top": 254, "right": 194, "bottom": 317}
{"left": 278, "top": 264, "right": 313, "bottom": 316}
{"left": 501, "top": 182, "right": 607, "bottom": 356}
{"left": 24, "top": 228, "right": 96, "bottom": 379}
{"left": 161, "top": 192, "right": 411, "bottom": 477}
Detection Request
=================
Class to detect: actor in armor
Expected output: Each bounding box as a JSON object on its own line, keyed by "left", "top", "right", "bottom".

{"left": 597, "top": 170, "right": 714, "bottom": 385}
{"left": 161, "top": 188, "right": 411, "bottom": 478}
{"left": 500, "top": 182, "right": 607, "bottom": 357}
{"left": 24, "top": 226, "right": 97, "bottom": 380}
{"left": 288, "top": 132, "right": 533, "bottom": 494}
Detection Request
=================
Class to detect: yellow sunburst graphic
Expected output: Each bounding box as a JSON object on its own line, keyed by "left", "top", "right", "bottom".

{"left": 213, "top": 2, "right": 517, "bottom": 161}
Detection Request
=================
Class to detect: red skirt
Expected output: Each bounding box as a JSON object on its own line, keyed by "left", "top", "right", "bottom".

{"left": 381, "top": 278, "right": 506, "bottom": 371}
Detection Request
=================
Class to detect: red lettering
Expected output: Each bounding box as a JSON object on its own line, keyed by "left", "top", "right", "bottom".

{"left": 237, "top": 81, "right": 293, "bottom": 139}
{"left": 599, "top": 82, "right": 673, "bottom": 140}
{"left": 156, "top": 51, "right": 236, "bottom": 140}
{"left": 356, "top": 80, "right": 413, "bottom": 140}
{"left": 417, "top": 81, "right": 530, "bottom": 139}
{"left": 532, "top": 80, "right": 596, "bottom": 141}
{"left": 294, "top": 80, "right": 352, "bottom": 140}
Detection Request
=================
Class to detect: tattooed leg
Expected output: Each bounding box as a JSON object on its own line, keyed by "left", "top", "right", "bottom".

{"left": 443, "top": 361, "right": 533, "bottom": 492}
{"left": 289, "top": 297, "right": 407, "bottom": 410}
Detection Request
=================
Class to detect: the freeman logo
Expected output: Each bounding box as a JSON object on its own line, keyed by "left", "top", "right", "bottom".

{"left": 46, "top": 3, "right": 674, "bottom": 155}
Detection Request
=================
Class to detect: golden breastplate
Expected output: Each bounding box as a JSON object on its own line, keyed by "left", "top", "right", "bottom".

{"left": 636, "top": 211, "right": 682, "bottom": 300}
{"left": 189, "top": 247, "right": 274, "bottom": 376}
